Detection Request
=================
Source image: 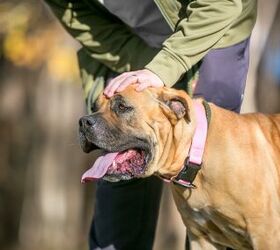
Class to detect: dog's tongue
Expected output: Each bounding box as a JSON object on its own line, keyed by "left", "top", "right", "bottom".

{"left": 81, "top": 152, "right": 118, "bottom": 183}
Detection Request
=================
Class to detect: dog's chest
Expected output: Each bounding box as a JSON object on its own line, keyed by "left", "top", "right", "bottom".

{"left": 172, "top": 187, "right": 252, "bottom": 248}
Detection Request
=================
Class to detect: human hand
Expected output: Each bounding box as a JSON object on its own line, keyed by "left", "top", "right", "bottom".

{"left": 104, "top": 69, "right": 164, "bottom": 97}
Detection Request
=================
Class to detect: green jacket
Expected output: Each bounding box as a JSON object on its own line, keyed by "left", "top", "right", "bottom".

{"left": 45, "top": 0, "right": 257, "bottom": 113}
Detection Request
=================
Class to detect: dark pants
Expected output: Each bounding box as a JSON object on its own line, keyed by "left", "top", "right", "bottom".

{"left": 89, "top": 38, "right": 250, "bottom": 250}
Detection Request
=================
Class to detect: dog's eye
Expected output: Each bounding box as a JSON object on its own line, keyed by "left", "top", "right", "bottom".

{"left": 118, "top": 103, "right": 129, "bottom": 111}
{"left": 117, "top": 103, "right": 133, "bottom": 113}
{"left": 111, "top": 95, "right": 133, "bottom": 114}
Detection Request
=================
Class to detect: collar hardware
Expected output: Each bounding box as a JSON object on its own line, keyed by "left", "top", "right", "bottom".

{"left": 172, "top": 157, "right": 201, "bottom": 189}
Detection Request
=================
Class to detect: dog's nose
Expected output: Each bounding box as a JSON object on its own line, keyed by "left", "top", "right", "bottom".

{"left": 79, "top": 116, "right": 96, "bottom": 128}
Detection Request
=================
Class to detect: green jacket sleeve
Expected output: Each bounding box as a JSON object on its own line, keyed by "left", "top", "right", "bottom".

{"left": 145, "top": 0, "right": 249, "bottom": 87}
{"left": 44, "top": 0, "right": 159, "bottom": 73}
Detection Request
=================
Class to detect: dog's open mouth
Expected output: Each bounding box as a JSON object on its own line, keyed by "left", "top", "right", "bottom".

{"left": 81, "top": 148, "right": 147, "bottom": 183}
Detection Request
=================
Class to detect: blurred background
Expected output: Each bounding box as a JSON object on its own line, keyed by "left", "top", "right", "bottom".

{"left": 0, "top": 1, "right": 279, "bottom": 250}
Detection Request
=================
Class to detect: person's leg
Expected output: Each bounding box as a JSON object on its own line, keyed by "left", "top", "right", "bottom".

{"left": 194, "top": 38, "right": 250, "bottom": 113}
{"left": 89, "top": 176, "right": 163, "bottom": 250}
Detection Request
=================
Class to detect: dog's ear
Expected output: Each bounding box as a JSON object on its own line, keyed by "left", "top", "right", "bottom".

{"left": 157, "top": 88, "right": 191, "bottom": 125}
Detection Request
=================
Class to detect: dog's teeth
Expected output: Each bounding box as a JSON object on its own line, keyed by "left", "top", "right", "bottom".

{"left": 112, "top": 161, "right": 117, "bottom": 169}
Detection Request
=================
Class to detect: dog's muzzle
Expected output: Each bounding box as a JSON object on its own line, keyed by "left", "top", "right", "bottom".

{"left": 79, "top": 115, "right": 151, "bottom": 182}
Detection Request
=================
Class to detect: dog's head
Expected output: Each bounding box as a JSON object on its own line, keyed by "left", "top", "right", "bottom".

{"left": 79, "top": 86, "right": 196, "bottom": 182}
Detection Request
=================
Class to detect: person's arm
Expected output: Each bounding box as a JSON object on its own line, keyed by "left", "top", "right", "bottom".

{"left": 44, "top": 0, "right": 159, "bottom": 72}
{"left": 145, "top": 0, "right": 244, "bottom": 87}
{"left": 104, "top": 0, "right": 253, "bottom": 96}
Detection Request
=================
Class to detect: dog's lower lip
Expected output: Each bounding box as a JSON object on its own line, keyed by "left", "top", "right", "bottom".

{"left": 79, "top": 133, "right": 152, "bottom": 180}
{"left": 104, "top": 148, "right": 150, "bottom": 179}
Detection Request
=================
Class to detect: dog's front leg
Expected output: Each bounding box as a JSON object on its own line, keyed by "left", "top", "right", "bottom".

{"left": 187, "top": 231, "right": 226, "bottom": 250}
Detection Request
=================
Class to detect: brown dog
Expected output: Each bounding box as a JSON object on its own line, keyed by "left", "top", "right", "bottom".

{"left": 79, "top": 86, "right": 280, "bottom": 249}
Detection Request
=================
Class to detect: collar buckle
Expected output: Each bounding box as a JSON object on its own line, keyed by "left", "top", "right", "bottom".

{"left": 172, "top": 157, "right": 202, "bottom": 189}
{"left": 172, "top": 179, "right": 197, "bottom": 189}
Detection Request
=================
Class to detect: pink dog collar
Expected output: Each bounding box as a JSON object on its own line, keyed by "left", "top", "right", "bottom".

{"left": 189, "top": 100, "right": 209, "bottom": 165}
{"left": 162, "top": 100, "right": 209, "bottom": 188}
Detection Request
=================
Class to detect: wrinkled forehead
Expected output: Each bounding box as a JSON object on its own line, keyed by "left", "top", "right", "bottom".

{"left": 97, "top": 87, "right": 159, "bottom": 110}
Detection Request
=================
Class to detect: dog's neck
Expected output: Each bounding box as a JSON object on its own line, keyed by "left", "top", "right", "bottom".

{"left": 156, "top": 100, "right": 209, "bottom": 186}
